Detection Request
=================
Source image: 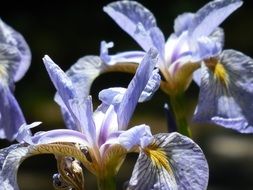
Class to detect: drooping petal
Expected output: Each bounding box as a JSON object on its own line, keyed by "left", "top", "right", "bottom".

{"left": 103, "top": 1, "right": 165, "bottom": 56}
{"left": 0, "top": 142, "right": 94, "bottom": 190}
{"left": 127, "top": 132, "right": 209, "bottom": 190}
{"left": 194, "top": 49, "right": 253, "bottom": 133}
{"left": 118, "top": 124, "right": 154, "bottom": 151}
{"left": 16, "top": 124, "right": 89, "bottom": 145}
{"left": 117, "top": 48, "right": 158, "bottom": 130}
{"left": 189, "top": 0, "right": 242, "bottom": 40}
{"left": 0, "top": 18, "right": 31, "bottom": 82}
{"left": 0, "top": 143, "right": 28, "bottom": 190}
{"left": 0, "top": 86, "right": 26, "bottom": 141}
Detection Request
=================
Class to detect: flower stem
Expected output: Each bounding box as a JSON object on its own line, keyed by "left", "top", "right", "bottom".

{"left": 169, "top": 93, "right": 191, "bottom": 137}
{"left": 97, "top": 175, "right": 116, "bottom": 190}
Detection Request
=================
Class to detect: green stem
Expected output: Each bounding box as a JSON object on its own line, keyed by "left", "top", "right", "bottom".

{"left": 170, "top": 93, "right": 191, "bottom": 137}
{"left": 97, "top": 174, "right": 116, "bottom": 190}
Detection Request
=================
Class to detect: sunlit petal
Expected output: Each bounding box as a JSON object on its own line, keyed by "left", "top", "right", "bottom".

{"left": 66, "top": 55, "right": 104, "bottom": 99}
{"left": 127, "top": 133, "right": 208, "bottom": 190}
{"left": 117, "top": 48, "right": 158, "bottom": 130}
{"left": 189, "top": 0, "right": 242, "bottom": 39}
{"left": 173, "top": 12, "right": 194, "bottom": 36}
{"left": 103, "top": 1, "right": 165, "bottom": 55}
{"left": 194, "top": 50, "right": 253, "bottom": 133}
{"left": 118, "top": 124, "right": 153, "bottom": 151}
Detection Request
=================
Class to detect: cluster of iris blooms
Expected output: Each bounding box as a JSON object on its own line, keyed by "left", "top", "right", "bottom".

{"left": 0, "top": 0, "right": 251, "bottom": 189}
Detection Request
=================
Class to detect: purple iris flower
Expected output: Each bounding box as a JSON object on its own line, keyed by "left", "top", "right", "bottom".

{"left": 0, "top": 50, "right": 208, "bottom": 189}
{"left": 102, "top": 0, "right": 242, "bottom": 94}
{"left": 0, "top": 18, "right": 31, "bottom": 141}
{"left": 102, "top": 0, "right": 253, "bottom": 133}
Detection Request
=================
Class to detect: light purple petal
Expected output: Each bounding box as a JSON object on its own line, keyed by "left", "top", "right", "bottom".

{"left": 117, "top": 48, "right": 158, "bottom": 130}
{"left": 98, "top": 69, "right": 160, "bottom": 104}
{"left": 190, "top": 0, "right": 242, "bottom": 40}
{"left": 0, "top": 143, "right": 29, "bottom": 190}
{"left": 16, "top": 122, "right": 41, "bottom": 144}
{"left": 0, "top": 18, "right": 31, "bottom": 82}
{"left": 43, "top": 55, "right": 76, "bottom": 109}
{"left": 194, "top": 49, "right": 253, "bottom": 133}
{"left": 127, "top": 132, "right": 209, "bottom": 190}
{"left": 99, "top": 87, "right": 126, "bottom": 105}
{"left": 18, "top": 126, "right": 89, "bottom": 146}
{"left": 196, "top": 36, "right": 222, "bottom": 59}
{"left": 118, "top": 124, "right": 153, "bottom": 151}
{"left": 69, "top": 96, "right": 96, "bottom": 143}
{"left": 209, "top": 27, "right": 224, "bottom": 50}
{"left": 173, "top": 12, "right": 194, "bottom": 36}
{"left": 103, "top": 1, "right": 165, "bottom": 55}
{"left": 139, "top": 68, "right": 160, "bottom": 102}
{"left": 0, "top": 86, "right": 26, "bottom": 141}
{"left": 98, "top": 105, "right": 118, "bottom": 146}
{"left": 193, "top": 68, "right": 201, "bottom": 86}
{"left": 65, "top": 55, "right": 105, "bottom": 99}
{"left": 100, "top": 41, "right": 145, "bottom": 66}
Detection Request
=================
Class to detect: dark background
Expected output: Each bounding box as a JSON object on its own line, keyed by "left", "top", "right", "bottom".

{"left": 1, "top": 0, "right": 253, "bottom": 189}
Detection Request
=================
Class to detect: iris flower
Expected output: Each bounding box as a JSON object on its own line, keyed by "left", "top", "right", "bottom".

{"left": 100, "top": 0, "right": 253, "bottom": 133}
{"left": 0, "top": 18, "right": 31, "bottom": 140}
{"left": 0, "top": 50, "right": 208, "bottom": 190}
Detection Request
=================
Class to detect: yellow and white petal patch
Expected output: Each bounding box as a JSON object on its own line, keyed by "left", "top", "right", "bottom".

{"left": 205, "top": 57, "right": 229, "bottom": 86}
{"left": 126, "top": 133, "right": 209, "bottom": 190}
{"left": 144, "top": 143, "right": 172, "bottom": 173}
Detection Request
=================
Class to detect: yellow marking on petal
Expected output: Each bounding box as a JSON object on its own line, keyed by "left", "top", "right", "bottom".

{"left": 205, "top": 58, "right": 229, "bottom": 86}
{"left": 0, "top": 64, "right": 8, "bottom": 84}
{"left": 144, "top": 143, "right": 172, "bottom": 173}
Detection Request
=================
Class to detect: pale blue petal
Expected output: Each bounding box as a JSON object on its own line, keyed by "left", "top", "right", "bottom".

{"left": 210, "top": 27, "right": 224, "bottom": 49}
{"left": 139, "top": 68, "right": 160, "bottom": 102}
{"left": 190, "top": 0, "right": 242, "bottom": 39}
{"left": 16, "top": 122, "right": 41, "bottom": 144}
{"left": 0, "top": 18, "right": 31, "bottom": 82}
{"left": 54, "top": 93, "right": 76, "bottom": 130}
{"left": 69, "top": 96, "right": 96, "bottom": 142}
{"left": 194, "top": 50, "right": 253, "bottom": 133}
{"left": 0, "top": 143, "right": 29, "bottom": 190}
{"left": 118, "top": 124, "right": 153, "bottom": 151}
{"left": 192, "top": 68, "right": 201, "bottom": 86}
{"left": 100, "top": 41, "right": 145, "bottom": 66}
{"left": 98, "top": 69, "right": 160, "bottom": 104}
{"left": 173, "top": 12, "right": 194, "bottom": 36}
{"left": 17, "top": 124, "right": 89, "bottom": 145}
{"left": 117, "top": 48, "right": 158, "bottom": 130}
{"left": 99, "top": 87, "right": 126, "bottom": 105}
{"left": 196, "top": 36, "right": 222, "bottom": 59}
{"left": 0, "top": 86, "right": 26, "bottom": 141}
{"left": 127, "top": 133, "right": 208, "bottom": 190}
{"left": 98, "top": 105, "right": 118, "bottom": 146}
{"left": 104, "top": 1, "right": 165, "bottom": 55}
{"left": 65, "top": 55, "right": 104, "bottom": 99}
{"left": 43, "top": 55, "right": 76, "bottom": 108}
